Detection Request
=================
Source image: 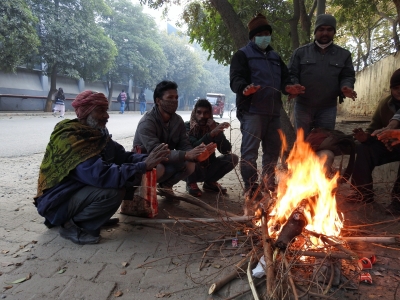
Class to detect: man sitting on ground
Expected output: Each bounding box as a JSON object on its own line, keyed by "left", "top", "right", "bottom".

{"left": 34, "top": 90, "right": 170, "bottom": 245}
{"left": 350, "top": 69, "right": 400, "bottom": 209}
{"left": 185, "top": 99, "right": 239, "bottom": 197}
{"left": 133, "top": 81, "right": 216, "bottom": 197}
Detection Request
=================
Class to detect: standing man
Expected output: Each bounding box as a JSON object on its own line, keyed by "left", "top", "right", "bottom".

{"left": 230, "top": 13, "right": 304, "bottom": 199}
{"left": 133, "top": 81, "right": 216, "bottom": 197}
{"left": 185, "top": 99, "right": 239, "bottom": 197}
{"left": 118, "top": 89, "right": 127, "bottom": 114}
{"left": 34, "top": 90, "right": 169, "bottom": 244}
{"left": 139, "top": 89, "right": 147, "bottom": 115}
{"left": 125, "top": 92, "right": 131, "bottom": 111}
{"left": 288, "top": 14, "right": 357, "bottom": 138}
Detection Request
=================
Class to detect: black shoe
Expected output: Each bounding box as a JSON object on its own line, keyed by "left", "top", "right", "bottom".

{"left": 102, "top": 217, "right": 120, "bottom": 227}
{"left": 385, "top": 202, "right": 400, "bottom": 215}
{"left": 346, "top": 191, "right": 374, "bottom": 204}
{"left": 59, "top": 221, "right": 100, "bottom": 245}
{"left": 203, "top": 181, "right": 227, "bottom": 194}
{"left": 186, "top": 182, "right": 202, "bottom": 197}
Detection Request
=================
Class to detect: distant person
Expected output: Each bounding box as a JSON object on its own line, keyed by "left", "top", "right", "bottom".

{"left": 53, "top": 87, "right": 65, "bottom": 118}
{"left": 185, "top": 99, "right": 239, "bottom": 197}
{"left": 139, "top": 90, "right": 146, "bottom": 115}
{"left": 118, "top": 89, "right": 127, "bottom": 114}
{"left": 34, "top": 90, "right": 169, "bottom": 244}
{"left": 133, "top": 81, "right": 216, "bottom": 198}
{"left": 288, "top": 14, "right": 357, "bottom": 137}
{"left": 125, "top": 93, "right": 131, "bottom": 111}
{"left": 230, "top": 13, "right": 304, "bottom": 200}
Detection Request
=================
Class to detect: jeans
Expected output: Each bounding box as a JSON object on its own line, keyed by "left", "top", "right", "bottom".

{"left": 120, "top": 101, "right": 125, "bottom": 114}
{"left": 294, "top": 102, "right": 337, "bottom": 137}
{"left": 238, "top": 111, "right": 281, "bottom": 190}
{"left": 140, "top": 102, "right": 146, "bottom": 115}
{"left": 66, "top": 186, "right": 124, "bottom": 235}
{"left": 187, "top": 154, "right": 239, "bottom": 184}
{"left": 157, "top": 160, "right": 195, "bottom": 187}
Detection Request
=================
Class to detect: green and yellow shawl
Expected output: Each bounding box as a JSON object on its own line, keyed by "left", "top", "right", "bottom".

{"left": 36, "top": 119, "right": 109, "bottom": 198}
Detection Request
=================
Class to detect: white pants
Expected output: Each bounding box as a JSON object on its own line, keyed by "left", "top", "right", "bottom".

{"left": 53, "top": 104, "right": 65, "bottom": 116}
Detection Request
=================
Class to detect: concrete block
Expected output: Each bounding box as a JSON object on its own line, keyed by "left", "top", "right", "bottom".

{"left": 58, "top": 278, "right": 116, "bottom": 300}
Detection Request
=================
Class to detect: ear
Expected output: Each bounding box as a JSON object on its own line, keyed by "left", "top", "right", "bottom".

{"left": 155, "top": 97, "right": 161, "bottom": 106}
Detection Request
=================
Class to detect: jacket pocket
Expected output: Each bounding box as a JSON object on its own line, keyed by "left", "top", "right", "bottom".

{"left": 329, "top": 60, "right": 344, "bottom": 77}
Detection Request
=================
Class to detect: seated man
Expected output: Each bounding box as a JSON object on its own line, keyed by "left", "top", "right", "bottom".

{"left": 350, "top": 69, "right": 400, "bottom": 206}
{"left": 185, "top": 99, "right": 239, "bottom": 196}
{"left": 34, "top": 90, "right": 170, "bottom": 245}
{"left": 133, "top": 81, "right": 216, "bottom": 197}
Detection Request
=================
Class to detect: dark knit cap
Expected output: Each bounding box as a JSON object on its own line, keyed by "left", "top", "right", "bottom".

{"left": 248, "top": 13, "right": 273, "bottom": 40}
{"left": 314, "top": 14, "right": 336, "bottom": 34}
{"left": 390, "top": 69, "right": 400, "bottom": 88}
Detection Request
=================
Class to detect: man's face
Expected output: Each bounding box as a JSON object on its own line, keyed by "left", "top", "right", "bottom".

{"left": 195, "top": 106, "right": 211, "bottom": 126}
{"left": 392, "top": 85, "right": 400, "bottom": 101}
{"left": 157, "top": 89, "right": 179, "bottom": 115}
{"left": 314, "top": 25, "right": 335, "bottom": 44}
{"left": 86, "top": 106, "right": 109, "bottom": 129}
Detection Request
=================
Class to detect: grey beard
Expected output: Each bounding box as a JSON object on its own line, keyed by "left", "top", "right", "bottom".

{"left": 86, "top": 114, "right": 109, "bottom": 137}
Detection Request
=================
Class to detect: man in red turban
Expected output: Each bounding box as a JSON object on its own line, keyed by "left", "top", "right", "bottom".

{"left": 35, "top": 90, "right": 170, "bottom": 245}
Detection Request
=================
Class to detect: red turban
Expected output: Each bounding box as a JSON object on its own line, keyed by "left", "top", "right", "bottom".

{"left": 71, "top": 90, "right": 109, "bottom": 119}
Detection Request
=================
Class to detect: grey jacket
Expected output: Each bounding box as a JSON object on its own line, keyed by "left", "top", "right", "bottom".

{"left": 288, "top": 42, "right": 355, "bottom": 108}
{"left": 133, "top": 106, "right": 193, "bottom": 163}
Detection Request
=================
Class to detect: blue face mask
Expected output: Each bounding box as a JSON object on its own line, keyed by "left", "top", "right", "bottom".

{"left": 254, "top": 36, "right": 271, "bottom": 49}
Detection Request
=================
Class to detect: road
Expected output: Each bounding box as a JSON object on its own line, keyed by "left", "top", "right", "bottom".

{"left": 0, "top": 111, "right": 232, "bottom": 158}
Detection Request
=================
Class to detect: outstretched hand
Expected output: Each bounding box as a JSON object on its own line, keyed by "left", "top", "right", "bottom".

{"left": 285, "top": 84, "right": 305, "bottom": 100}
{"left": 375, "top": 129, "right": 400, "bottom": 149}
{"left": 196, "top": 143, "right": 217, "bottom": 162}
{"left": 144, "top": 143, "right": 170, "bottom": 170}
{"left": 209, "top": 120, "right": 230, "bottom": 138}
{"left": 352, "top": 128, "right": 369, "bottom": 143}
{"left": 341, "top": 86, "right": 357, "bottom": 101}
{"left": 243, "top": 83, "right": 261, "bottom": 96}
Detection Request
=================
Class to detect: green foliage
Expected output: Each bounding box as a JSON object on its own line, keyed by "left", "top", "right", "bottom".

{"left": 102, "top": 0, "right": 166, "bottom": 89}
{"left": 28, "top": 0, "right": 117, "bottom": 81}
{"left": 0, "top": 0, "right": 40, "bottom": 72}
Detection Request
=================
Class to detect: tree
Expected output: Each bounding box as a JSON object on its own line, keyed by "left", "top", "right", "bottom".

{"left": 0, "top": 0, "right": 40, "bottom": 72}
{"left": 102, "top": 0, "right": 166, "bottom": 108}
{"left": 28, "top": 0, "right": 117, "bottom": 111}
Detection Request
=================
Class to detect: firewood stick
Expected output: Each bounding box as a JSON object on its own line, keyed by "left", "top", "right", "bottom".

{"left": 159, "top": 192, "right": 238, "bottom": 217}
{"left": 261, "top": 213, "right": 275, "bottom": 299}
{"left": 246, "top": 254, "right": 260, "bottom": 300}
{"left": 297, "top": 250, "right": 351, "bottom": 260}
{"left": 283, "top": 254, "right": 299, "bottom": 300}
{"left": 199, "top": 243, "right": 214, "bottom": 271}
{"left": 127, "top": 216, "right": 252, "bottom": 225}
{"left": 306, "top": 230, "right": 358, "bottom": 260}
{"left": 323, "top": 261, "right": 335, "bottom": 295}
{"left": 341, "top": 236, "right": 400, "bottom": 244}
{"left": 208, "top": 251, "right": 259, "bottom": 295}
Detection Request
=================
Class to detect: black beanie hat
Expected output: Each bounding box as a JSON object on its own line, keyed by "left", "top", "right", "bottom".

{"left": 248, "top": 13, "right": 273, "bottom": 40}
{"left": 314, "top": 14, "right": 336, "bottom": 34}
{"left": 390, "top": 69, "right": 400, "bottom": 88}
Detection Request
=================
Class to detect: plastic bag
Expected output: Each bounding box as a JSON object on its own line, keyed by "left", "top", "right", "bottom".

{"left": 120, "top": 168, "right": 158, "bottom": 218}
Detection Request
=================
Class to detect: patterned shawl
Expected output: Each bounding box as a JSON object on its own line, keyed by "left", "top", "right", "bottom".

{"left": 188, "top": 109, "right": 213, "bottom": 137}
{"left": 36, "top": 119, "right": 109, "bottom": 198}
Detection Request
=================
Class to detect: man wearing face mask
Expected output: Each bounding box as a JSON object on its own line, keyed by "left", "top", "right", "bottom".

{"left": 133, "top": 81, "right": 216, "bottom": 198}
{"left": 230, "top": 13, "right": 305, "bottom": 202}
{"left": 288, "top": 14, "right": 357, "bottom": 138}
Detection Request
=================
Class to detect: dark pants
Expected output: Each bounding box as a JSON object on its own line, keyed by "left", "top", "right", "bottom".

{"left": 66, "top": 186, "right": 124, "bottom": 235}
{"left": 238, "top": 111, "right": 281, "bottom": 190}
{"left": 351, "top": 139, "right": 400, "bottom": 198}
{"left": 157, "top": 160, "right": 195, "bottom": 187}
{"left": 187, "top": 154, "right": 239, "bottom": 184}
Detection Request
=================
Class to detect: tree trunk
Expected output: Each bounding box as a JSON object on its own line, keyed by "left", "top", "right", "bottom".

{"left": 45, "top": 65, "right": 57, "bottom": 112}
{"left": 316, "top": 0, "right": 326, "bottom": 16}
{"left": 209, "top": 0, "right": 296, "bottom": 149}
{"left": 289, "top": 0, "right": 301, "bottom": 51}
{"left": 107, "top": 79, "right": 114, "bottom": 109}
{"left": 133, "top": 79, "right": 137, "bottom": 111}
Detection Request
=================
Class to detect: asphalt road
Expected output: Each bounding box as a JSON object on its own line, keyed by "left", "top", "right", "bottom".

{"left": 0, "top": 111, "right": 232, "bottom": 158}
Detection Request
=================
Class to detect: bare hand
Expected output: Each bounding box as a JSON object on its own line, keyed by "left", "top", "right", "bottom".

{"left": 375, "top": 129, "right": 400, "bottom": 147}
{"left": 352, "top": 128, "right": 369, "bottom": 143}
{"left": 144, "top": 143, "right": 170, "bottom": 170}
{"left": 185, "top": 144, "right": 207, "bottom": 161}
{"left": 243, "top": 83, "right": 261, "bottom": 96}
{"left": 285, "top": 84, "right": 305, "bottom": 98}
{"left": 210, "top": 121, "right": 230, "bottom": 138}
{"left": 341, "top": 86, "right": 357, "bottom": 101}
{"left": 197, "top": 143, "right": 217, "bottom": 162}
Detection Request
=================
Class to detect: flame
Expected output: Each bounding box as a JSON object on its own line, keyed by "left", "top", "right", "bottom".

{"left": 268, "top": 129, "right": 343, "bottom": 244}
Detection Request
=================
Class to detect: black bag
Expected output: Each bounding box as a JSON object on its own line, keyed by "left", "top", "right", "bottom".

{"left": 305, "top": 128, "right": 356, "bottom": 182}
{"left": 117, "top": 93, "right": 121, "bottom": 103}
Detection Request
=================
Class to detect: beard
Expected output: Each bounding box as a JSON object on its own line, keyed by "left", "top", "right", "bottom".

{"left": 86, "top": 115, "right": 107, "bottom": 130}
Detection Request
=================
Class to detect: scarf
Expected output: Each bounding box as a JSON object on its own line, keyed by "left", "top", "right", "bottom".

{"left": 36, "top": 119, "right": 109, "bottom": 198}
{"left": 188, "top": 110, "right": 213, "bottom": 137}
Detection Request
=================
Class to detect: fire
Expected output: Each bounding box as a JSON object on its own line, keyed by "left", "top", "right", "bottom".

{"left": 268, "top": 129, "right": 343, "bottom": 244}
